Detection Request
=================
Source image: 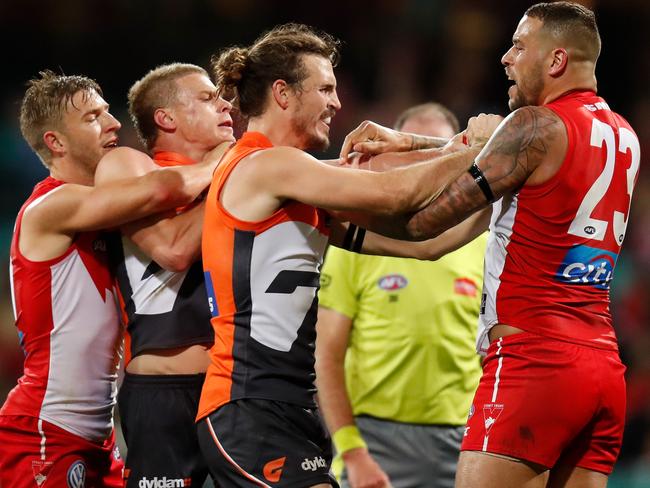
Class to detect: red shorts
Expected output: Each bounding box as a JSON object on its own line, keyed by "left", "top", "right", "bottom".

{"left": 0, "top": 415, "right": 123, "bottom": 487}
{"left": 461, "top": 332, "right": 626, "bottom": 474}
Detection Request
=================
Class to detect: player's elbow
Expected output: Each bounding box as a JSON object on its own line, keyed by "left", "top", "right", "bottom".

{"left": 150, "top": 246, "right": 195, "bottom": 272}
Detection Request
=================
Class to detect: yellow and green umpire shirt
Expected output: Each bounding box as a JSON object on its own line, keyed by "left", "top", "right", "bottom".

{"left": 318, "top": 234, "right": 487, "bottom": 425}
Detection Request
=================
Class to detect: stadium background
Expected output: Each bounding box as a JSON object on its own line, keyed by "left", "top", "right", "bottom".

{"left": 0, "top": 0, "right": 647, "bottom": 485}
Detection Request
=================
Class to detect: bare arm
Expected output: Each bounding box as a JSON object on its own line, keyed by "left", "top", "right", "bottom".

{"left": 404, "top": 106, "right": 565, "bottom": 240}
{"left": 120, "top": 202, "right": 205, "bottom": 272}
{"left": 348, "top": 107, "right": 565, "bottom": 241}
{"left": 223, "top": 143, "right": 484, "bottom": 224}
{"left": 20, "top": 145, "right": 226, "bottom": 262}
{"left": 93, "top": 145, "right": 228, "bottom": 272}
{"left": 315, "top": 307, "right": 391, "bottom": 488}
{"left": 329, "top": 207, "right": 490, "bottom": 259}
{"left": 339, "top": 120, "right": 449, "bottom": 160}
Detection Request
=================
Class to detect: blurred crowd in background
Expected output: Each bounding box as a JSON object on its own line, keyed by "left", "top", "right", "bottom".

{"left": 0, "top": 0, "right": 647, "bottom": 484}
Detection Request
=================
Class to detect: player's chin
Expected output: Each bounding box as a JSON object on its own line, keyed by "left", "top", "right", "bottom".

{"left": 217, "top": 126, "right": 234, "bottom": 139}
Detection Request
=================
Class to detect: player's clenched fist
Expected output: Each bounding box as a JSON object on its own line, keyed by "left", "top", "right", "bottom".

{"left": 465, "top": 113, "right": 504, "bottom": 147}
{"left": 340, "top": 120, "right": 409, "bottom": 161}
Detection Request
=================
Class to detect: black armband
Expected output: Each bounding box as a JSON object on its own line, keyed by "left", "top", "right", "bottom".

{"left": 352, "top": 228, "right": 366, "bottom": 253}
{"left": 341, "top": 224, "right": 366, "bottom": 252}
{"left": 468, "top": 162, "right": 495, "bottom": 203}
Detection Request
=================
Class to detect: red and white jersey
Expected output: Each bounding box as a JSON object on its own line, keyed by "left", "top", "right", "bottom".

{"left": 2, "top": 177, "right": 122, "bottom": 442}
{"left": 478, "top": 91, "right": 640, "bottom": 354}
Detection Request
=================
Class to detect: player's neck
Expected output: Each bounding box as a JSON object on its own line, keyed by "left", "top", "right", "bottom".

{"left": 49, "top": 157, "right": 95, "bottom": 185}
{"left": 152, "top": 139, "right": 204, "bottom": 163}
{"left": 247, "top": 116, "right": 303, "bottom": 149}
{"left": 541, "top": 72, "right": 597, "bottom": 105}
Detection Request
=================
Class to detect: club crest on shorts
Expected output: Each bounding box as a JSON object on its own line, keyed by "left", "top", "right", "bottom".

{"left": 482, "top": 403, "right": 504, "bottom": 434}
{"left": 263, "top": 456, "right": 286, "bottom": 483}
{"left": 67, "top": 460, "right": 86, "bottom": 488}
{"left": 31, "top": 460, "right": 54, "bottom": 486}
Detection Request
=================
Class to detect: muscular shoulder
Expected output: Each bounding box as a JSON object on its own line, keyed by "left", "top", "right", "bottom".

{"left": 479, "top": 106, "right": 567, "bottom": 190}
{"left": 95, "top": 147, "right": 155, "bottom": 184}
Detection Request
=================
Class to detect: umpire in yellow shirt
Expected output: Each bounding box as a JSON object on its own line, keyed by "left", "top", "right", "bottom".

{"left": 316, "top": 103, "right": 486, "bottom": 488}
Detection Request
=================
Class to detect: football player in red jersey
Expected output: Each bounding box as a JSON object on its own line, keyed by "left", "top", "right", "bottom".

{"left": 0, "top": 71, "right": 226, "bottom": 488}
{"left": 340, "top": 3, "right": 639, "bottom": 487}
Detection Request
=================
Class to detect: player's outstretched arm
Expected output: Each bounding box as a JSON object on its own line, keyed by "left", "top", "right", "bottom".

{"left": 19, "top": 144, "right": 230, "bottom": 262}
{"left": 339, "top": 120, "right": 449, "bottom": 160}
{"left": 359, "top": 106, "right": 566, "bottom": 241}
{"left": 329, "top": 207, "right": 490, "bottom": 259}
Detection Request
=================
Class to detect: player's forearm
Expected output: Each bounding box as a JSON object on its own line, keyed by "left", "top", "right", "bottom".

{"left": 315, "top": 360, "right": 356, "bottom": 434}
{"left": 380, "top": 144, "right": 482, "bottom": 218}
{"left": 126, "top": 203, "right": 204, "bottom": 272}
{"left": 408, "top": 133, "right": 449, "bottom": 150}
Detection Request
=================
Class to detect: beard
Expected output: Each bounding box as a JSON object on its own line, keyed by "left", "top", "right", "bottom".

{"left": 291, "top": 110, "right": 331, "bottom": 152}
{"left": 508, "top": 63, "right": 545, "bottom": 111}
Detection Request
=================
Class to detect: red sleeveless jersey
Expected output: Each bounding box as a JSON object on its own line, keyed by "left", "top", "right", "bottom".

{"left": 198, "top": 132, "right": 330, "bottom": 419}
{"left": 478, "top": 91, "right": 640, "bottom": 353}
{"left": 3, "top": 177, "right": 121, "bottom": 442}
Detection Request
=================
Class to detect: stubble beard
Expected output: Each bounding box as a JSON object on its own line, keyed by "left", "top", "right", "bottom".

{"left": 291, "top": 111, "right": 330, "bottom": 152}
{"left": 509, "top": 63, "right": 545, "bottom": 111}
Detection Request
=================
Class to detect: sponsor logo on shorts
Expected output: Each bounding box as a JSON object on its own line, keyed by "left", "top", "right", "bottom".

{"left": 263, "top": 456, "right": 286, "bottom": 483}
{"left": 482, "top": 403, "right": 504, "bottom": 434}
{"left": 301, "top": 456, "right": 327, "bottom": 472}
{"left": 67, "top": 460, "right": 86, "bottom": 488}
{"left": 377, "top": 274, "right": 408, "bottom": 291}
{"left": 138, "top": 477, "right": 191, "bottom": 487}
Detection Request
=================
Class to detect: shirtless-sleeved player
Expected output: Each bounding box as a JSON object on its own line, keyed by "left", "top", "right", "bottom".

{"left": 94, "top": 63, "right": 234, "bottom": 488}
{"left": 339, "top": 3, "right": 640, "bottom": 487}
{"left": 0, "top": 71, "right": 223, "bottom": 488}
{"left": 196, "top": 24, "right": 500, "bottom": 488}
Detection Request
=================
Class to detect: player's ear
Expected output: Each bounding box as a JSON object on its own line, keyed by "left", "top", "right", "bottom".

{"left": 271, "top": 80, "right": 290, "bottom": 110}
{"left": 154, "top": 108, "right": 177, "bottom": 131}
{"left": 43, "top": 130, "right": 65, "bottom": 157}
{"left": 549, "top": 48, "right": 568, "bottom": 77}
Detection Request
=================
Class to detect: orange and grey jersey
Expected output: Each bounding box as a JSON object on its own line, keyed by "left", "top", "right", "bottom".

{"left": 109, "top": 151, "right": 213, "bottom": 365}
{"left": 198, "top": 132, "right": 330, "bottom": 419}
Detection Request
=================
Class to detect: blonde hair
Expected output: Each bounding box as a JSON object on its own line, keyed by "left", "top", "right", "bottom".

{"left": 128, "top": 63, "right": 207, "bottom": 151}
{"left": 20, "top": 70, "right": 102, "bottom": 167}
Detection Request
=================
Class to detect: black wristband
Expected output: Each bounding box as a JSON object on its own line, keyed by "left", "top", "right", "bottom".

{"left": 468, "top": 162, "right": 495, "bottom": 203}
{"left": 352, "top": 228, "right": 366, "bottom": 253}
{"left": 342, "top": 224, "right": 357, "bottom": 250}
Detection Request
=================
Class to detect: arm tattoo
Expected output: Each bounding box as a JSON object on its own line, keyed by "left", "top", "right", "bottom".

{"left": 407, "top": 106, "right": 561, "bottom": 239}
{"left": 410, "top": 134, "right": 448, "bottom": 150}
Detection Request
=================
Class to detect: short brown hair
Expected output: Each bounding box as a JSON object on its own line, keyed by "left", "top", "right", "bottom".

{"left": 128, "top": 63, "right": 207, "bottom": 151}
{"left": 20, "top": 70, "right": 102, "bottom": 167}
{"left": 526, "top": 2, "right": 601, "bottom": 62}
{"left": 393, "top": 102, "right": 460, "bottom": 133}
{"left": 211, "top": 23, "right": 340, "bottom": 119}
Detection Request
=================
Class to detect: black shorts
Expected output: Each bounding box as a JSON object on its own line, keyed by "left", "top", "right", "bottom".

{"left": 118, "top": 373, "right": 210, "bottom": 487}
{"left": 197, "top": 399, "right": 339, "bottom": 487}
